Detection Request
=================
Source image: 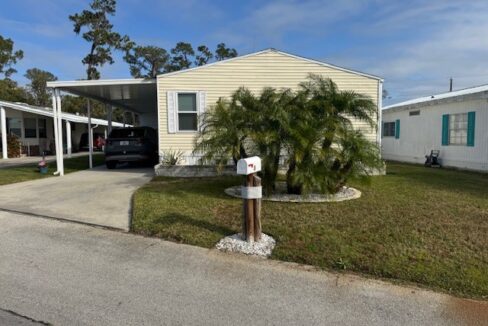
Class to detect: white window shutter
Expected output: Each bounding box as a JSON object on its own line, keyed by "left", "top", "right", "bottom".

{"left": 198, "top": 91, "right": 207, "bottom": 131}
{"left": 167, "top": 91, "right": 176, "bottom": 133}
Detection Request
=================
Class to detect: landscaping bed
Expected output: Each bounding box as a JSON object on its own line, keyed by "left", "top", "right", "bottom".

{"left": 131, "top": 162, "right": 488, "bottom": 299}
{"left": 0, "top": 154, "right": 105, "bottom": 186}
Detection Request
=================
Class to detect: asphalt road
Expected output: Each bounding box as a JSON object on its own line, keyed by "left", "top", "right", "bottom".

{"left": 0, "top": 211, "right": 486, "bottom": 325}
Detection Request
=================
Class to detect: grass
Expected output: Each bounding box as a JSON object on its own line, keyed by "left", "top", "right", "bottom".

{"left": 132, "top": 162, "right": 488, "bottom": 299}
{"left": 0, "top": 154, "right": 105, "bottom": 186}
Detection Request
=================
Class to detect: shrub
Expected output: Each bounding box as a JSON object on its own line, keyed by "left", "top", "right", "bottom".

{"left": 194, "top": 74, "right": 383, "bottom": 194}
{"left": 7, "top": 134, "right": 21, "bottom": 158}
{"left": 161, "top": 149, "right": 184, "bottom": 166}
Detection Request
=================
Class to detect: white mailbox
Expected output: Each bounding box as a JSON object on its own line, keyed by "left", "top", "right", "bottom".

{"left": 237, "top": 156, "right": 261, "bottom": 175}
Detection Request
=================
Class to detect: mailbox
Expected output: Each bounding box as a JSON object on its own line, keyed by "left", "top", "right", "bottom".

{"left": 237, "top": 156, "right": 261, "bottom": 175}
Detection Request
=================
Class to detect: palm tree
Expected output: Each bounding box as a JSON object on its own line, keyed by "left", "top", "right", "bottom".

{"left": 284, "top": 74, "right": 380, "bottom": 194}
{"left": 194, "top": 74, "right": 382, "bottom": 195}
{"left": 194, "top": 87, "right": 254, "bottom": 167}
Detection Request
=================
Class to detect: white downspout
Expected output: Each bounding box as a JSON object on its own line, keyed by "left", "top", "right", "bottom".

{"left": 51, "top": 91, "right": 61, "bottom": 175}
{"left": 66, "top": 120, "right": 72, "bottom": 158}
{"left": 87, "top": 100, "right": 93, "bottom": 169}
{"left": 1, "top": 107, "right": 7, "bottom": 159}
{"left": 103, "top": 128, "right": 107, "bottom": 151}
{"left": 377, "top": 80, "right": 384, "bottom": 147}
{"left": 55, "top": 89, "right": 64, "bottom": 176}
{"left": 107, "top": 105, "right": 113, "bottom": 135}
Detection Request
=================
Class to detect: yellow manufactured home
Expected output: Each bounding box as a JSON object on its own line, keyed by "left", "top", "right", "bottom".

{"left": 45, "top": 48, "right": 383, "bottom": 174}
{"left": 157, "top": 49, "right": 383, "bottom": 163}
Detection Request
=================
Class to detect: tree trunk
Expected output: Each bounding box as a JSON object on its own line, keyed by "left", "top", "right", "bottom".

{"left": 286, "top": 157, "right": 302, "bottom": 195}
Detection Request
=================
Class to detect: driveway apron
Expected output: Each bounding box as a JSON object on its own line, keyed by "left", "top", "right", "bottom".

{"left": 0, "top": 166, "right": 153, "bottom": 230}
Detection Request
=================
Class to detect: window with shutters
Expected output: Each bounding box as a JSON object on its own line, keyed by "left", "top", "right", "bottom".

{"left": 382, "top": 122, "right": 395, "bottom": 137}
{"left": 449, "top": 113, "right": 468, "bottom": 145}
{"left": 177, "top": 93, "right": 198, "bottom": 131}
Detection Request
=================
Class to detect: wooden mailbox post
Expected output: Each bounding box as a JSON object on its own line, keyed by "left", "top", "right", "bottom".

{"left": 237, "top": 156, "right": 262, "bottom": 243}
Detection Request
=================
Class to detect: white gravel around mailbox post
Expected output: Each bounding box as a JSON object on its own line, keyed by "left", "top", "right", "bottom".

{"left": 215, "top": 233, "right": 276, "bottom": 257}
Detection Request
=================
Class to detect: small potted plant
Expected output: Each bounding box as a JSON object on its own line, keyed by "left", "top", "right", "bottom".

{"left": 38, "top": 153, "right": 48, "bottom": 174}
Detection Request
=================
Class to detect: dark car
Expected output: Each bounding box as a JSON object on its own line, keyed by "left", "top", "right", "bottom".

{"left": 79, "top": 132, "right": 105, "bottom": 151}
{"left": 104, "top": 127, "right": 158, "bottom": 169}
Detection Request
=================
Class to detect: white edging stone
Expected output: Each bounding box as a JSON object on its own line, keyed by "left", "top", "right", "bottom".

{"left": 215, "top": 233, "right": 276, "bottom": 257}
{"left": 224, "top": 183, "right": 361, "bottom": 203}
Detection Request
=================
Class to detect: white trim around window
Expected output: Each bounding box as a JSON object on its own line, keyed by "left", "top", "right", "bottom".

{"left": 176, "top": 91, "right": 199, "bottom": 132}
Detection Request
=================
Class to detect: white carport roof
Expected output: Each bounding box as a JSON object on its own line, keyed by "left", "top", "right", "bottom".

{"left": 46, "top": 78, "right": 157, "bottom": 114}
{"left": 0, "top": 100, "right": 126, "bottom": 127}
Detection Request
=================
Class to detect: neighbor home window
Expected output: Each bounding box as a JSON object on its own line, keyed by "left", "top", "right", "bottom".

{"left": 177, "top": 93, "right": 198, "bottom": 131}
{"left": 38, "top": 118, "right": 47, "bottom": 138}
{"left": 24, "top": 118, "right": 37, "bottom": 138}
{"left": 448, "top": 113, "right": 468, "bottom": 145}
{"left": 7, "top": 118, "right": 22, "bottom": 138}
{"left": 383, "top": 122, "right": 395, "bottom": 137}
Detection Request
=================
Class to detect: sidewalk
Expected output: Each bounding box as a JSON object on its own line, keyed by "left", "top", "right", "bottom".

{"left": 0, "top": 210, "right": 486, "bottom": 326}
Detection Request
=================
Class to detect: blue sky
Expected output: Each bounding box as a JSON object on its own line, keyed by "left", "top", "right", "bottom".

{"left": 1, "top": 0, "right": 488, "bottom": 105}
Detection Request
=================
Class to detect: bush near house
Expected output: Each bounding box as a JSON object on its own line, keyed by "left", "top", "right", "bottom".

{"left": 7, "top": 134, "right": 21, "bottom": 158}
{"left": 194, "top": 74, "right": 383, "bottom": 195}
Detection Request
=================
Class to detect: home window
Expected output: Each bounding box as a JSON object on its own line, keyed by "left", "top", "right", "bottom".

{"left": 38, "top": 119, "right": 47, "bottom": 138}
{"left": 24, "top": 118, "right": 37, "bottom": 138}
{"left": 7, "top": 118, "right": 22, "bottom": 138}
{"left": 409, "top": 110, "right": 420, "bottom": 116}
{"left": 449, "top": 113, "right": 468, "bottom": 145}
{"left": 383, "top": 122, "right": 395, "bottom": 137}
{"left": 177, "top": 93, "right": 198, "bottom": 131}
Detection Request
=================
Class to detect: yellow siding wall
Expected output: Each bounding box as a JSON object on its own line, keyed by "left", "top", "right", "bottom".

{"left": 157, "top": 50, "right": 379, "bottom": 154}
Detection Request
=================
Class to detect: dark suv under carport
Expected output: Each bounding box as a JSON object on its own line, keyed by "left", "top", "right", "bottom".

{"left": 104, "top": 127, "right": 158, "bottom": 169}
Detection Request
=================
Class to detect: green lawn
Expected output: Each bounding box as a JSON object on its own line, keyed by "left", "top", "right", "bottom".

{"left": 132, "top": 162, "right": 488, "bottom": 299}
{"left": 0, "top": 154, "right": 105, "bottom": 186}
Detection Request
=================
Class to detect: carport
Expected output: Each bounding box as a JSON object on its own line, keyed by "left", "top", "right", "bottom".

{"left": 47, "top": 78, "right": 157, "bottom": 175}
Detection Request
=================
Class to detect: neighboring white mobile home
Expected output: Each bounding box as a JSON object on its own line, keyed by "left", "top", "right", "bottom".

{"left": 382, "top": 85, "right": 488, "bottom": 171}
{"left": 0, "top": 100, "right": 125, "bottom": 159}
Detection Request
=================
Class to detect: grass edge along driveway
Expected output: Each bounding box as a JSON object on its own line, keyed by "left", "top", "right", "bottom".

{"left": 0, "top": 154, "right": 105, "bottom": 186}
{"left": 132, "top": 163, "right": 488, "bottom": 300}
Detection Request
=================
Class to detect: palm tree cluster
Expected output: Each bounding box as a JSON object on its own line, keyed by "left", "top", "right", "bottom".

{"left": 194, "top": 74, "right": 383, "bottom": 195}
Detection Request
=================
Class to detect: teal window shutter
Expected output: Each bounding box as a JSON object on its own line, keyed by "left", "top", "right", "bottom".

{"left": 442, "top": 114, "right": 449, "bottom": 146}
{"left": 395, "top": 119, "right": 400, "bottom": 139}
{"left": 467, "top": 111, "right": 476, "bottom": 147}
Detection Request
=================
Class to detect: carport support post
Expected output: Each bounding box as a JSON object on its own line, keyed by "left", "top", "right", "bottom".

{"left": 52, "top": 92, "right": 60, "bottom": 172}
{"left": 66, "top": 120, "right": 72, "bottom": 157}
{"left": 87, "top": 100, "right": 93, "bottom": 169}
{"left": 1, "top": 106, "right": 7, "bottom": 159}
{"left": 55, "top": 89, "right": 64, "bottom": 176}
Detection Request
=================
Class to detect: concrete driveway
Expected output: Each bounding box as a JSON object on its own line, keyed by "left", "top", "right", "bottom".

{"left": 0, "top": 166, "right": 153, "bottom": 230}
